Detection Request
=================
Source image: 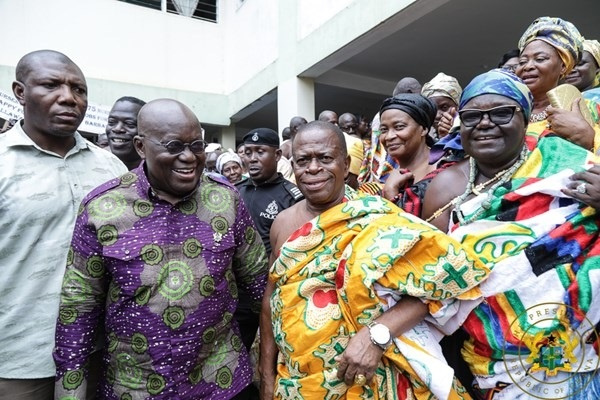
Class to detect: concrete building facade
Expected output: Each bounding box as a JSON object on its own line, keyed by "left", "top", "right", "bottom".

{"left": 1, "top": 0, "right": 598, "bottom": 148}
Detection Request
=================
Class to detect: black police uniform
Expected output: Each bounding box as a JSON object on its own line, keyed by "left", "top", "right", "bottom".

{"left": 235, "top": 173, "right": 303, "bottom": 256}
{"left": 233, "top": 128, "right": 303, "bottom": 398}
{"left": 234, "top": 173, "right": 303, "bottom": 356}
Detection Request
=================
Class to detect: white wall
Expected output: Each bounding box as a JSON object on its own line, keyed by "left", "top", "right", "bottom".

{"left": 0, "top": 0, "right": 413, "bottom": 127}
{"left": 0, "top": 0, "right": 225, "bottom": 93}
{"left": 222, "top": 0, "right": 279, "bottom": 93}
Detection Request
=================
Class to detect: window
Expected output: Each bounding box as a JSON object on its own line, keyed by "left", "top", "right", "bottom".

{"left": 120, "top": 0, "right": 161, "bottom": 10}
{"left": 119, "top": 0, "right": 218, "bottom": 22}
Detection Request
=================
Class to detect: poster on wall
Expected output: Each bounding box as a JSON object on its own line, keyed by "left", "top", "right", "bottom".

{"left": 0, "top": 89, "right": 110, "bottom": 134}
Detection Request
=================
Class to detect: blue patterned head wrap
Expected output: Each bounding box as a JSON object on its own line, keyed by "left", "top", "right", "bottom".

{"left": 459, "top": 69, "right": 533, "bottom": 122}
{"left": 518, "top": 16, "right": 583, "bottom": 75}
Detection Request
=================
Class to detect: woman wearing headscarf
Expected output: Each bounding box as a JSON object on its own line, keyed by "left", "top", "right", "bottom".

{"left": 421, "top": 72, "right": 463, "bottom": 139}
{"left": 216, "top": 151, "right": 244, "bottom": 184}
{"left": 378, "top": 94, "right": 439, "bottom": 215}
{"left": 423, "top": 68, "right": 600, "bottom": 399}
{"left": 359, "top": 94, "right": 454, "bottom": 217}
{"left": 565, "top": 39, "right": 600, "bottom": 95}
{"left": 516, "top": 16, "right": 600, "bottom": 152}
{"left": 379, "top": 94, "right": 438, "bottom": 182}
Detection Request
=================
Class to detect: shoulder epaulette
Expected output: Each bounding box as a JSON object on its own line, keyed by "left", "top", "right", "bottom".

{"left": 282, "top": 180, "right": 304, "bottom": 201}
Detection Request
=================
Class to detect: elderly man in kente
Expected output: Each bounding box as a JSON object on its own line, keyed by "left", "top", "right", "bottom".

{"left": 53, "top": 99, "right": 268, "bottom": 399}
{"left": 259, "top": 120, "right": 491, "bottom": 400}
{"left": 515, "top": 16, "right": 600, "bottom": 154}
{"left": 423, "top": 68, "right": 600, "bottom": 400}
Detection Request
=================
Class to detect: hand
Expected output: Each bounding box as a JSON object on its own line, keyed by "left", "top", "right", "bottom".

{"left": 547, "top": 98, "right": 594, "bottom": 150}
{"left": 335, "top": 327, "right": 383, "bottom": 386}
{"left": 437, "top": 107, "right": 456, "bottom": 138}
{"left": 561, "top": 164, "right": 600, "bottom": 209}
{"left": 382, "top": 169, "right": 414, "bottom": 201}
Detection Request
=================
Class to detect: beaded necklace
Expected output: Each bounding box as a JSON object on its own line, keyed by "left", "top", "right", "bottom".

{"left": 425, "top": 168, "right": 506, "bottom": 223}
{"left": 426, "top": 146, "right": 527, "bottom": 224}
{"left": 453, "top": 146, "right": 528, "bottom": 225}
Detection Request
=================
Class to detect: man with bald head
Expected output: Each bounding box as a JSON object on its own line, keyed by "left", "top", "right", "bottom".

{"left": 259, "top": 121, "right": 488, "bottom": 399}
{"left": 392, "top": 77, "right": 422, "bottom": 96}
{"left": 318, "top": 109, "right": 338, "bottom": 125}
{"left": 53, "top": 99, "right": 268, "bottom": 399}
{"left": 0, "top": 50, "right": 126, "bottom": 399}
{"left": 337, "top": 112, "right": 364, "bottom": 189}
{"left": 280, "top": 126, "right": 292, "bottom": 159}
{"left": 288, "top": 116, "right": 307, "bottom": 138}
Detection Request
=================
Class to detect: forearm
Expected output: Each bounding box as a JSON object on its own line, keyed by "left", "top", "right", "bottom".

{"left": 54, "top": 216, "right": 107, "bottom": 398}
{"left": 233, "top": 208, "right": 269, "bottom": 311}
{"left": 259, "top": 280, "right": 278, "bottom": 399}
{"left": 373, "top": 295, "right": 429, "bottom": 337}
{"left": 54, "top": 270, "right": 106, "bottom": 398}
{"left": 335, "top": 296, "right": 429, "bottom": 384}
{"left": 259, "top": 280, "right": 278, "bottom": 376}
{"left": 571, "top": 124, "right": 595, "bottom": 151}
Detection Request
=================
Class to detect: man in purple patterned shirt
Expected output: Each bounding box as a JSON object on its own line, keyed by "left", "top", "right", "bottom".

{"left": 53, "top": 99, "right": 268, "bottom": 399}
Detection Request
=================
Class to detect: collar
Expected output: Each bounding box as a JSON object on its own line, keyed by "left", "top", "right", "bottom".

{"left": 239, "top": 172, "right": 283, "bottom": 187}
{"left": 4, "top": 120, "right": 91, "bottom": 156}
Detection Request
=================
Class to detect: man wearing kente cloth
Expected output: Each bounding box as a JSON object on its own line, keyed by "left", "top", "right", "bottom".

{"left": 259, "top": 121, "right": 490, "bottom": 399}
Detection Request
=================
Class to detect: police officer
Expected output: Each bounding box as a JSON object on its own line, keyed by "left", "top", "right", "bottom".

{"left": 235, "top": 129, "right": 302, "bottom": 398}
{"left": 236, "top": 128, "right": 303, "bottom": 256}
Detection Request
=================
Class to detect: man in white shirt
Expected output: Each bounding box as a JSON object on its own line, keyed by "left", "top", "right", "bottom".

{"left": 0, "top": 50, "right": 127, "bottom": 399}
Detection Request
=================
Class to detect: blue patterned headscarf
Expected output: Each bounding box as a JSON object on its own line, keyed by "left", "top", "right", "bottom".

{"left": 518, "top": 16, "right": 583, "bottom": 75}
{"left": 459, "top": 69, "right": 533, "bottom": 121}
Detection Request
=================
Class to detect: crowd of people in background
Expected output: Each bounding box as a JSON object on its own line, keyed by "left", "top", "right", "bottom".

{"left": 2, "top": 14, "right": 600, "bottom": 400}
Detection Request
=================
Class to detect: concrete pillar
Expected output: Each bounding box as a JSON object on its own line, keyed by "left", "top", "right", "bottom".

{"left": 220, "top": 124, "right": 237, "bottom": 151}
{"left": 277, "top": 77, "right": 315, "bottom": 135}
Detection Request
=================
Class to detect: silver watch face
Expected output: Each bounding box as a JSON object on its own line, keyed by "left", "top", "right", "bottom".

{"left": 371, "top": 323, "right": 391, "bottom": 344}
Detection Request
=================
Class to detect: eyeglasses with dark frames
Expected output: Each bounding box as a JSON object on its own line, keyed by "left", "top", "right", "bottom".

{"left": 502, "top": 65, "right": 518, "bottom": 73}
{"left": 459, "top": 105, "right": 521, "bottom": 127}
{"left": 144, "top": 138, "right": 207, "bottom": 155}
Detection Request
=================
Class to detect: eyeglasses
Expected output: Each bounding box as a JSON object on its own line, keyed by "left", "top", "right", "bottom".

{"left": 144, "top": 138, "right": 207, "bottom": 155}
{"left": 459, "top": 105, "right": 521, "bottom": 127}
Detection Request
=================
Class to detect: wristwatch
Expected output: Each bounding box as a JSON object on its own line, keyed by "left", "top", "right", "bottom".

{"left": 367, "top": 321, "right": 392, "bottom": 350}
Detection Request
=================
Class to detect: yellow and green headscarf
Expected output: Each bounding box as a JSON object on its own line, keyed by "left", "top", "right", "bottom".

{"left": 518, "top": 16, "right": 583, "bottom": 76}
{"left": 583, "top": 39, "right": 600, "bottom": 86}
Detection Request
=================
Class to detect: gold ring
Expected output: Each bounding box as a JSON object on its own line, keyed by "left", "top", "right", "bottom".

{"left": 354, "top": 373, "right": 367, "bottom": 386}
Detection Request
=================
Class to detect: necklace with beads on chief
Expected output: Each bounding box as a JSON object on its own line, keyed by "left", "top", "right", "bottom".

{"left": 453, "top": 146, "right": 528, "bottom": 225}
